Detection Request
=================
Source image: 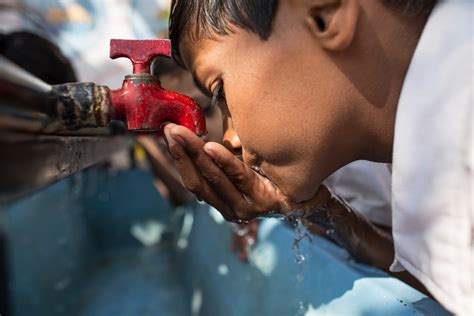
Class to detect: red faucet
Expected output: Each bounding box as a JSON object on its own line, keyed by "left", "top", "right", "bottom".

{"left": 109, "top": 39, "right": 206, "bottom": 136}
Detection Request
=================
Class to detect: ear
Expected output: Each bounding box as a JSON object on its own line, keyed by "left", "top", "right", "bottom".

{"left": 305, "top": 0, "right": 359, "bottom": 51}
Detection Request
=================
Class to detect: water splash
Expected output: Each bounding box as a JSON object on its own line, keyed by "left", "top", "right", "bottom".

{"left": 295, "top": 252, "right": 306, "bottom": 264}
{"left": 191, "top": 288, "right": 203, "bottom": 316}
{"left": 297, "top": 301, "right": 306, "bottom": 316}
{"left": 233, "top": 218, "right": 250, "bottom": 225}
{"left": 232, "top": 224, "right": 250, "bottom": 236}
{"left": 177, "top": 210, "right": 194, "bottom": 250}
{"left": 258, "top": 210, "right": 313, "bottom": 264}
{"left": 325, "top": 228, "right": 335, "bottom": 236}
{"left": 287, "top": 214, "right": 312, "bottom": 264}
{"left": 251, "top": 165, "right": 261, "bottom": 173}
{"left": 264, "top": 210, "right": 286, "bottom": 220}
{"left": 217, "top": 264, "right": 229, "bottom": 275}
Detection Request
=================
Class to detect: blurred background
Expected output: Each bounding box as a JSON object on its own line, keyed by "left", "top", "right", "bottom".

{"left": 0, "top": 1, "right": 451, "bottom": 315}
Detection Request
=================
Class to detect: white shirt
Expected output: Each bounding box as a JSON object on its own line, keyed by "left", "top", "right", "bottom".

{"left": 325, "top": 161, "right": 392, "bottom": 227}
{"left": 391, "top": 1, "right": 473, "bottom": 315}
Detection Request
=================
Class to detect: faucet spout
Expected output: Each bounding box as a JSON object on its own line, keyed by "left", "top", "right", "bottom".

{"left": 110, "top": 75, "right": 206, "bottom": 135}
{"left": 1, "top": 39, "right": 207, "bottom": 135}
{"left": 109, "top": 39, "right": 207, "bottom": 136}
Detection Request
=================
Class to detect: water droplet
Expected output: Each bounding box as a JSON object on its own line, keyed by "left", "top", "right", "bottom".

{"left": 262, "top": 211, "right": 286, "bottom": 220}
{"left": 251, "top": 165, "right": 261, "bottom": 173}
{"left": 234, "top": 218, "right": 249, "bottom": 225}
{"left": 325, "top": 228, "right": 335, "bottom": 235}
{"left": 296, "top": 273, "right": 304, "bottom": 282}
{"left": 289, "top": 216, "right": 312, "bottom": 264}
{"left": 232, "top": 223, "right": 249, "bottom": 236}
{"left": 295, "top": 253, "right": 306, "bottom": 264}
{"left": 297, "top": 301, "right": 306, "bottom": 315}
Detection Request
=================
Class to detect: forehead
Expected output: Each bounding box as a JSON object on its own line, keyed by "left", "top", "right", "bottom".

{"left": 177, "top": 32, "right": 239, "bottom": 95}
{"left": 178, "top": 36, "right": 207, "bottom": 74}
{"left": 178, "top": 27, "right": 273, "bottom": 83}
{"left": 176, "top": 1, "right": 300, "bottom": 75}
{"left": 178, "top": 30, "right": 231, "bottom": 74}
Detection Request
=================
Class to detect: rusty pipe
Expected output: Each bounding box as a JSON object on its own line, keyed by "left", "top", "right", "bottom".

{"left": 0, "top": 40, "right": 207, "bottom": 136}
{"left": 0, "top": 55, "right": 53, "bottom": 115}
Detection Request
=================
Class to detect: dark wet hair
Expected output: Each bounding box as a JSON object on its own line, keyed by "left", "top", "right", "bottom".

{"left": 169, "top": 0, "right": 279, "bottom": 66}
{"left": 169, "top": 0, "right": 436, "bottom": 66}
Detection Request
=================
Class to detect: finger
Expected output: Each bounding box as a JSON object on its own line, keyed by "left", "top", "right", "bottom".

{"left": 164, "top": 125, "right": 236, "bottom": 220}
{"left": 167, "top": 140, "right": 235, "bottom": 220}
{"left": 203, "top": 142, "right": 256, "bottom": 192}
{"left": 168, "top": 125, "right": 250, "bottom": 214}
{"left": 203, "top": 142, "right": 281, "bottom": 214}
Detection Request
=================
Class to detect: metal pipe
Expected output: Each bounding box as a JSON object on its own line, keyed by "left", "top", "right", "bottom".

{"left": 0, "top": 56, "right": 112, "bottom": 132}
{"left": 0, "top": 55, "right": 51, "bottom": 94}
{"left": 0, "top": 55, "right": 54, "bottom": 115}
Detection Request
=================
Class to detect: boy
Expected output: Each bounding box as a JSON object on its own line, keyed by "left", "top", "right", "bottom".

{"left": 139, "top": 57, "right": 262, "bottom": 260}
{"left": 163, "top": 1, "right": 472, "bottom": 314}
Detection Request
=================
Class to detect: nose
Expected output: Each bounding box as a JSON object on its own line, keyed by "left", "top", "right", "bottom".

{"left": 222, "top": 116, "right": 242, "bottom": 157}
{"left": 222, "top": 117, "right": 260, "bottom": 168}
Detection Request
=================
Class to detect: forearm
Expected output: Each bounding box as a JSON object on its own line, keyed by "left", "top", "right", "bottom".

{"left": 305, "top": 186, "right": 431, "bottom": 296}
{"left": 305, "top": 189, "right": 394, "bottom": 269}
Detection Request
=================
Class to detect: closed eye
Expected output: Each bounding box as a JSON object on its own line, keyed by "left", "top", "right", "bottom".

{"left": 211, "top": 82, "right": 226, "bottom": 108}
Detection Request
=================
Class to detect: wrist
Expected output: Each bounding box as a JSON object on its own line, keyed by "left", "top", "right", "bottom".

{"left": 304, "top": 186, "right": 363, "bottom": 253}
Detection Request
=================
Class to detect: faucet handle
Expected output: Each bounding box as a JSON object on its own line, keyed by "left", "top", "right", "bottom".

{"left": 110, "top": 39, "right": 171, "bottom": 74}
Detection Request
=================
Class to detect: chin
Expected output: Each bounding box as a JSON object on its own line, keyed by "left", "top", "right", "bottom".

{"left": 282, "top": 181, "right": 319, "bottom": 204}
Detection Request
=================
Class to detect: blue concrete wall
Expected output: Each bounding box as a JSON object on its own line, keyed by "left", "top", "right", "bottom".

{"left": 176, "top": 204, "right": 451, "bottom": 316}
{"left": 4, "top": 175, "right": 97, "bottom": 316}
{"left": 1, "top": 170, "right": 451, "bottom": 316}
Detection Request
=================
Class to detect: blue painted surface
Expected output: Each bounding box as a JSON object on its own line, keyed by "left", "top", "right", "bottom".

{"left": 1, "top": 170, "right": 451, "bottom": 316}
{"left": 177, "top": 205, "right": 451, "bottom": 316}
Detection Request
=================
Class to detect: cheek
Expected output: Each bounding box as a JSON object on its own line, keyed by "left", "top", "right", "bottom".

{"left": 224, "top": 64, "right": 324, "bottom": 167}
{"left": 217, "top": 27, "right": 357, "bottom": 199}
{"left": 222, "top": 62, "right": 349, "bottom": 201}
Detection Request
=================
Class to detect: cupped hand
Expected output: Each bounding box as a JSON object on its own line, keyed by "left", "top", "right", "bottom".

{"left": 163, "top": 123, "right": 331, "bottom": 222}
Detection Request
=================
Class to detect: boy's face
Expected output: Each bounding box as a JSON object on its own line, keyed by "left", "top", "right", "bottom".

{"left": 179, "top": 2, "right": 367, "bottom": 202}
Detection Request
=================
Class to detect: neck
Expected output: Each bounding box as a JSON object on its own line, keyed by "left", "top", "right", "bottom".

{"left": 357, "top": 2, "right": 433, "bottom": 163}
